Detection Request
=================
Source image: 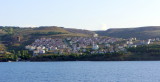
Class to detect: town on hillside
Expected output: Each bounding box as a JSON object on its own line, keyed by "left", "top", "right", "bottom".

{"left": 25, "top": 34, "right": 159, "bottom": 56}
{"left": 1, "top": 26, "right": 160, "bottom": 61}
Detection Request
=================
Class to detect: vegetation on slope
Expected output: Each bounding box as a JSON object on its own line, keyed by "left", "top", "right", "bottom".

{"left": 0, "top": 26, "right": 97, "bottom": 62}
{"left": 1, "top": 26, "right": 160, "bottom": 61}
{"left": 96, "top": 26, "right": 160, "bottom": 40}
{"left": 30, "top": 44, "right": 160, "bottom": 61}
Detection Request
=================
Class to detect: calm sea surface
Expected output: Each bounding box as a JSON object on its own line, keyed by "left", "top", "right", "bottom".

{"left": 0, "top": 61, "right": 160, "bottom": 82}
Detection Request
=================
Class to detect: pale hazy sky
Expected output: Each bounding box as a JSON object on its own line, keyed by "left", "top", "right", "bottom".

{"left": 0, "top": 0, "right": 160, "bottom": 30}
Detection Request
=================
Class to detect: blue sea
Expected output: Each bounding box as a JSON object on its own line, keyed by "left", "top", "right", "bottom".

{"left": 0, "top": 61, "right": 160, "bottom": 82}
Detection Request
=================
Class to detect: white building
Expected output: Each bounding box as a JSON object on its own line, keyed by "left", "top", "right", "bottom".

{"left": 147, "top": 39, "right": 151, "bottom": 44}
{"left": 93, "top": 34, "right": 98, "bottom": 37}
{"left": 92, "top": 43, "right": 99, "bottom": 50}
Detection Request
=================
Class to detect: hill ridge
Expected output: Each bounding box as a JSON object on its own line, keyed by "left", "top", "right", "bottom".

{"left": 95, "top": 26, "right": 160, "bottom": 40}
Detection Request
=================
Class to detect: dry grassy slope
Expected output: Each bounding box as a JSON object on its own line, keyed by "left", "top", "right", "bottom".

{"left": 33, "top": 27, "right": 69, "bottom": 33}
{"left": 0, "top": 26, "right": 96, "bottom": 46}
{"left": 51, "top": 33, "right": 91, "bottom": 37}
{"left": 64, "top": 28, "right": 95, "bottom": 35}
{"left": 14, "top": 26, "right": 94, "bottom": 37}
{"left": 10, "top": 26, "right": 95, "bottom": 44}
{"left": 95, "top": 26, "right": 160, "bottom": 40}
{"left": 0, "top": 29, "right": 6, "bottom": 34}
{"left": 14, "top": 27, "right": 68, "bottom": 35}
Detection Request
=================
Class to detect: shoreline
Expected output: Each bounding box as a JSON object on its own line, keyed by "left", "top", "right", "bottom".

{"left": 2, "top": 60, "right": 160, "bottom": 62}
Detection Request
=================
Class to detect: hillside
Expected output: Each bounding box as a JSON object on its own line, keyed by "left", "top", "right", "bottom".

{"left": 95, "top": 26, "right": 160, "bottom": 40}
{"left": 64, "top": 28, "right": 95, "bottom": 35}
{"left": 12, "top": 26, "right": 95, "bottom": 37}
{"left": 0, "top": 26, "right": 96, "bottom": 46}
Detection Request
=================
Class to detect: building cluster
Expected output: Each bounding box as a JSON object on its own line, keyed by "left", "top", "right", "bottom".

{"left": 25, "top": 38, "right": 68, "bottom": 55}
{"left": 126, "top": 37, "right": 160, "bottom": 48}
{"left": 25, "top": 37, "right": 125, "bottom": 55}
{"left": 25, "top": 37, "right": 160, "bottom": 55}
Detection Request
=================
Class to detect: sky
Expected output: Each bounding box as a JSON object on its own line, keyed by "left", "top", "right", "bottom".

{"left": 0, "top": 0, "right": 160, "bottom": 30}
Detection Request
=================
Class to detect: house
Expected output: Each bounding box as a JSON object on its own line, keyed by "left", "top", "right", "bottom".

{"left": 147, "top": 39, "right": 151, "bottom": 44}
{"left": 93, "top": 34, "right": 98, "bottom": 37}
{"left": 33, "top": 50, "right": 39, "bottom": 56}
{"left": 39, "top": 50, "right": 45, "bottom": 54}
{"left": 92, "top": 43, "right": 99, "bottom": 50}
